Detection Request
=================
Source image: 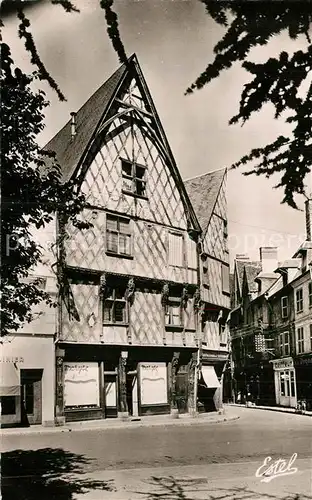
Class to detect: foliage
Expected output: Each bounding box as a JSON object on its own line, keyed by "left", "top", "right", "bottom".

{"left": 186, "top": 1, "right": 312, "bottom": 208}
{"left": 0, "top": 42, "right": 90, "bottom": 336}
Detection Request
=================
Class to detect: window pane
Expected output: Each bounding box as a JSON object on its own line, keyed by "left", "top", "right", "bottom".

{"left": 115, "top": 288, "right": 125, "bottom": 300}
{"left": 114, "top": 302, "right": 125, "bottom": 323}
{"left": 121, "top": 160, "right": 132, "bottom": 177}
{"left": 106, "top": 216, "right": 118, "bottom": 231}
{"left": 107, "top": 231, "right": 118, "bottom": 253}
{"left": 135, "top": 165, "right": 145, "bottom": 180}
{"left": 136, "top": 179, "right": 146, "bottom": 197}
{"left": 119, "top": 234, "right": 131, "bottom": 255}
{"left": 103, "top": 302, "right": 113, "bottom": 322}
{"left": 122, "top": 177, "right": 133, "bottom": 192}
{"left": 1, "top": 396, "right": 16, "bottom": 415}
{"left": 119, "top": 219, "right": 130, "bottom": 234}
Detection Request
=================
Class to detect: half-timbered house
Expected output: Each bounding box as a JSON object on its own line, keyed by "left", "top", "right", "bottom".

{"left": 45, "top": 55, "right": 230, "bottom": 424}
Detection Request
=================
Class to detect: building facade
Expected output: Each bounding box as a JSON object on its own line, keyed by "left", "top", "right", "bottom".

{"left": 40, "top": 55, "right": 231, "bottom": 424}
{"left": 228, "top": 199, "right": 312, "bottom": 410}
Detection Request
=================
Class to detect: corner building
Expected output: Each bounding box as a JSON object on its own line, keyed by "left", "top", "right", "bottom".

{"left": 46, "top": 55, "right": 230, "bottom": 423}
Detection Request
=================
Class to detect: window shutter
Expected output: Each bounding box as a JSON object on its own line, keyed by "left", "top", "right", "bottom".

{"left": 186, "top": 236, "right": 197, "bottom": 269}
{"left": 168, "top": 232, "right": 183, "bottom": 267}
{"left": 221, "top": 263, "right": 230, "bottom": 293}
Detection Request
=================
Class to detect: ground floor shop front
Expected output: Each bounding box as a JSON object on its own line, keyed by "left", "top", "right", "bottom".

{"left": 0, "top": 335, "right": 55, "bottom": 427}
{"left": 55, "top": 344, "right": 225, "bottom": 423}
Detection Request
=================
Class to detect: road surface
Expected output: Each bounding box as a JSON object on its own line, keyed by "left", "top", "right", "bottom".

{"left": 1, "top": 406, "right": 312, "bottom": 500}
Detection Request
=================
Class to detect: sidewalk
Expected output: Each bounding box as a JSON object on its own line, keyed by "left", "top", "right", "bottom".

{"left": 226, "top": 402, "right": 312, "bottom": 417}
{"left": 1, "top": 407, "right": 240, "bottom": 436}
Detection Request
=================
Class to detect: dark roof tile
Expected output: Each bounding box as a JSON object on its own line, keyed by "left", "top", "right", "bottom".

{"left": 184, "top": 169, "right": 225, "bottom": 234}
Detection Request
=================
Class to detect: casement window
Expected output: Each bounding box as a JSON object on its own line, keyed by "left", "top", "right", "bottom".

{"left": 221, "top": 263, "right": 230, "bottom": 294}
{"left": 103, "top": 287, "right": 127, "bottom": 324}
{"left": 297, "top": 326, "right": 304, "bottom": 354}
{"left": 106, "top": 214, "right": 132, "bottom": 257}
{"left": 121, "top": 158, "right": 147, "bottom": 197}
{"left": 168, "top": 232, "right": 184, "bottom": 267}
{"left": 309, "top": 282, "right": 312, "bottom": 308}
{"left": 296, "top": 288, "right": 303, "bottom": 313}
{"left": 281, "top": 296, "right": 289, "bottom": 319}
{"left": 279, "top": 331, "right": 290, "bottom": 357}
{"left": 165, "top": 298, "right": 183, "bottom": 328}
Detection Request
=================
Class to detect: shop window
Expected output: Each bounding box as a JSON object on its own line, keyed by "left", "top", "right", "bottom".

{"left": 1, "top": 396, "right": 16, "bottom": 415}
{"left": 103, "top": 287, "right": 128, "bottom": 325}
{"left": 297, "top": 326, "right": 304, "bottom": 354}
{"left": 281, "top": 296, "right": 288, "bottom": 318}
{"left": 121, "top": 158, "right": 147, "bottom": 197}
{"left": 280, "top": 371, "right": 285, "bottom": 396}
{"left": 106, "top": 214, "right": 132, "bottom": 257}
{"left": 309, "top": 282, "right": 312, "bottom": 308}
{"left": 64, "top": 362, "right": 100, "bottom": 408}
{"left": 296, "top": 288, "right": 303, "bottom": 313}
{"left": 290, "top": 371, "right": 295, "bottom": 398}
{"left": 168, "top": 232, "right": 184, "bottom": 267}
{"left": 165, "top": 298, "right": 183, "bottom": 328}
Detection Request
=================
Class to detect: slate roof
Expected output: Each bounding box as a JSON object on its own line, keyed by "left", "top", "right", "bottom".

{"left": 244, "top": 262, "right": 262, "bottom": 293}
{"left": 43, "top": 60, "right": 129, "bottom": 183}
{"left": 184, "top": 169, "right": 225, "bottom": 235}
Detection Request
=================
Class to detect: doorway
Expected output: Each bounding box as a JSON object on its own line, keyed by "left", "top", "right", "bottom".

{"left": 126, "top": 371, "right": 138, "bottom": 417}
{"left": 278, "top": 369, "right": 297, "bottom": 408}
{"left": 20, "top": 369, "right": 43, "bottom": 425}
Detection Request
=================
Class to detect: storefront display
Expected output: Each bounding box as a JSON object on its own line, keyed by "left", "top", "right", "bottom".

{"left": 140, "top": 362, "right": 168, "bottom": 405}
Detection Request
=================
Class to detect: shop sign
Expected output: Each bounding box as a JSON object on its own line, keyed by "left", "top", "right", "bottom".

{"left": 271, "top": 358, "right": 294, "bottom": 370}
{"left": 0, "top": 356, "right": 24, "bottom": 363}
{"left": 140, "top": 362, "right": 167, "bottom": 405}
{"left": 64, "top": 362, "right": 99, "bottom": 408}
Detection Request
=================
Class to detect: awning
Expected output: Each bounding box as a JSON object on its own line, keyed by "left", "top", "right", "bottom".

{"left": 0, "top": 363, "right": 20, "bottom": 396}
{"left": 201, "top": 366, "right": 221, "bottom": 389}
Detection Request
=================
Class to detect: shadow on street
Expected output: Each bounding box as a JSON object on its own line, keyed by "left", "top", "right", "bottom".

{"left": 1, "top": 447, "right": 115, "bottom": 500}
{"left": 135, "top": 476, "right": 312, "bottom": 500}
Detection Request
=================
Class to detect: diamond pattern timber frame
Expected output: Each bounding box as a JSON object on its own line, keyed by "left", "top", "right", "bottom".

{"left": 61, "top": 284, "right": 101, "bottom": 342}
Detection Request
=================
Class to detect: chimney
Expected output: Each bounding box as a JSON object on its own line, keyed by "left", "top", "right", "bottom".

{"left": 259, "top": 247, "right": 278, "bottom": 273}
{"left": 70, "top": 111, "right": 77, "bottom": 138}
{"left": 235, "top": 254, "right": 250, "bottom": 261}
{"left": 305, "top": 198, "right": 312, "bottom": 242}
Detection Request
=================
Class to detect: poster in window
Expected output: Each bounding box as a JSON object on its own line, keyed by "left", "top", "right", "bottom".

{"left": 64, "top": 362, "right": 99, "bottom": 407}
{"left": 140, "top": 362, "right": 167, "bottom": 405}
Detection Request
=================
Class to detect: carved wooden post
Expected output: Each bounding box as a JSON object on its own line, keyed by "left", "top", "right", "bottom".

{"left": 188, "top": 352, "right": 198, "bottom": 416}
{"left": 125, "top": 278, "right": 135, "bottom": 344}
{"left": 170, "top": 352, "right": 180, "bottom": 414}
{"left": 118, "top": 352, "right": 129, "bottom": 420}
{"left": 55, "top": 349, "right": 65, "bottom": 426}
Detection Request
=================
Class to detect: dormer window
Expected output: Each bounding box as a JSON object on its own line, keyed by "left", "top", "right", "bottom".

{"left": 121, "top": 159, "right": 147, "bottom": 198}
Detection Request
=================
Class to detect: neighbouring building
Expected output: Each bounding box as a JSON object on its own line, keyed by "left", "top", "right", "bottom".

{"left": 33, "top": 54, "right": 231, "bottom": 424}
{"left": 1, "top": 267, "right": 56, "bottom": 427}
{"left": 228, "top": 197, "right": 312, "bottom": 410}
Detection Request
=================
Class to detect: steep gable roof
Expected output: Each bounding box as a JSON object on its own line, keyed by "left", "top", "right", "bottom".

{"left": 244, "top": 262, "right": 262, "bottom": 293}
{"left": 183, "top": 168, "right": 225, "bottom": 235}
{"left": 43, "top": 61, "right": 128, "bottom": 183}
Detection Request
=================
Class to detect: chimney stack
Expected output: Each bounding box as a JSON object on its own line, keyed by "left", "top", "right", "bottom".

{"left": 70, "top": 111, "right": 77, "bottom": 138}
{"left": 235, "top": 254, "right": 250, "bottom": 261}
{"left": 259, "top": 247, "right": 278, "bottom": 273}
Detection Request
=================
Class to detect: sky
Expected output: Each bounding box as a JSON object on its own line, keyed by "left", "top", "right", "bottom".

{"left": 3, "top": 0, "right": 311, "bottom": 266}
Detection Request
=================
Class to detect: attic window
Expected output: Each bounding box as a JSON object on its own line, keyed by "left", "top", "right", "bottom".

{"left": 121, "top": 159, "right": 147, "bottom": 198}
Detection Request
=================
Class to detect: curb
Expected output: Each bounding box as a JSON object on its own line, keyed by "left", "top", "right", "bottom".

{"left": 1, "top": 414, "right": 240, "bottom": 437}
{"left": 226, "top": 403, "right": 312, "bottom": 417}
